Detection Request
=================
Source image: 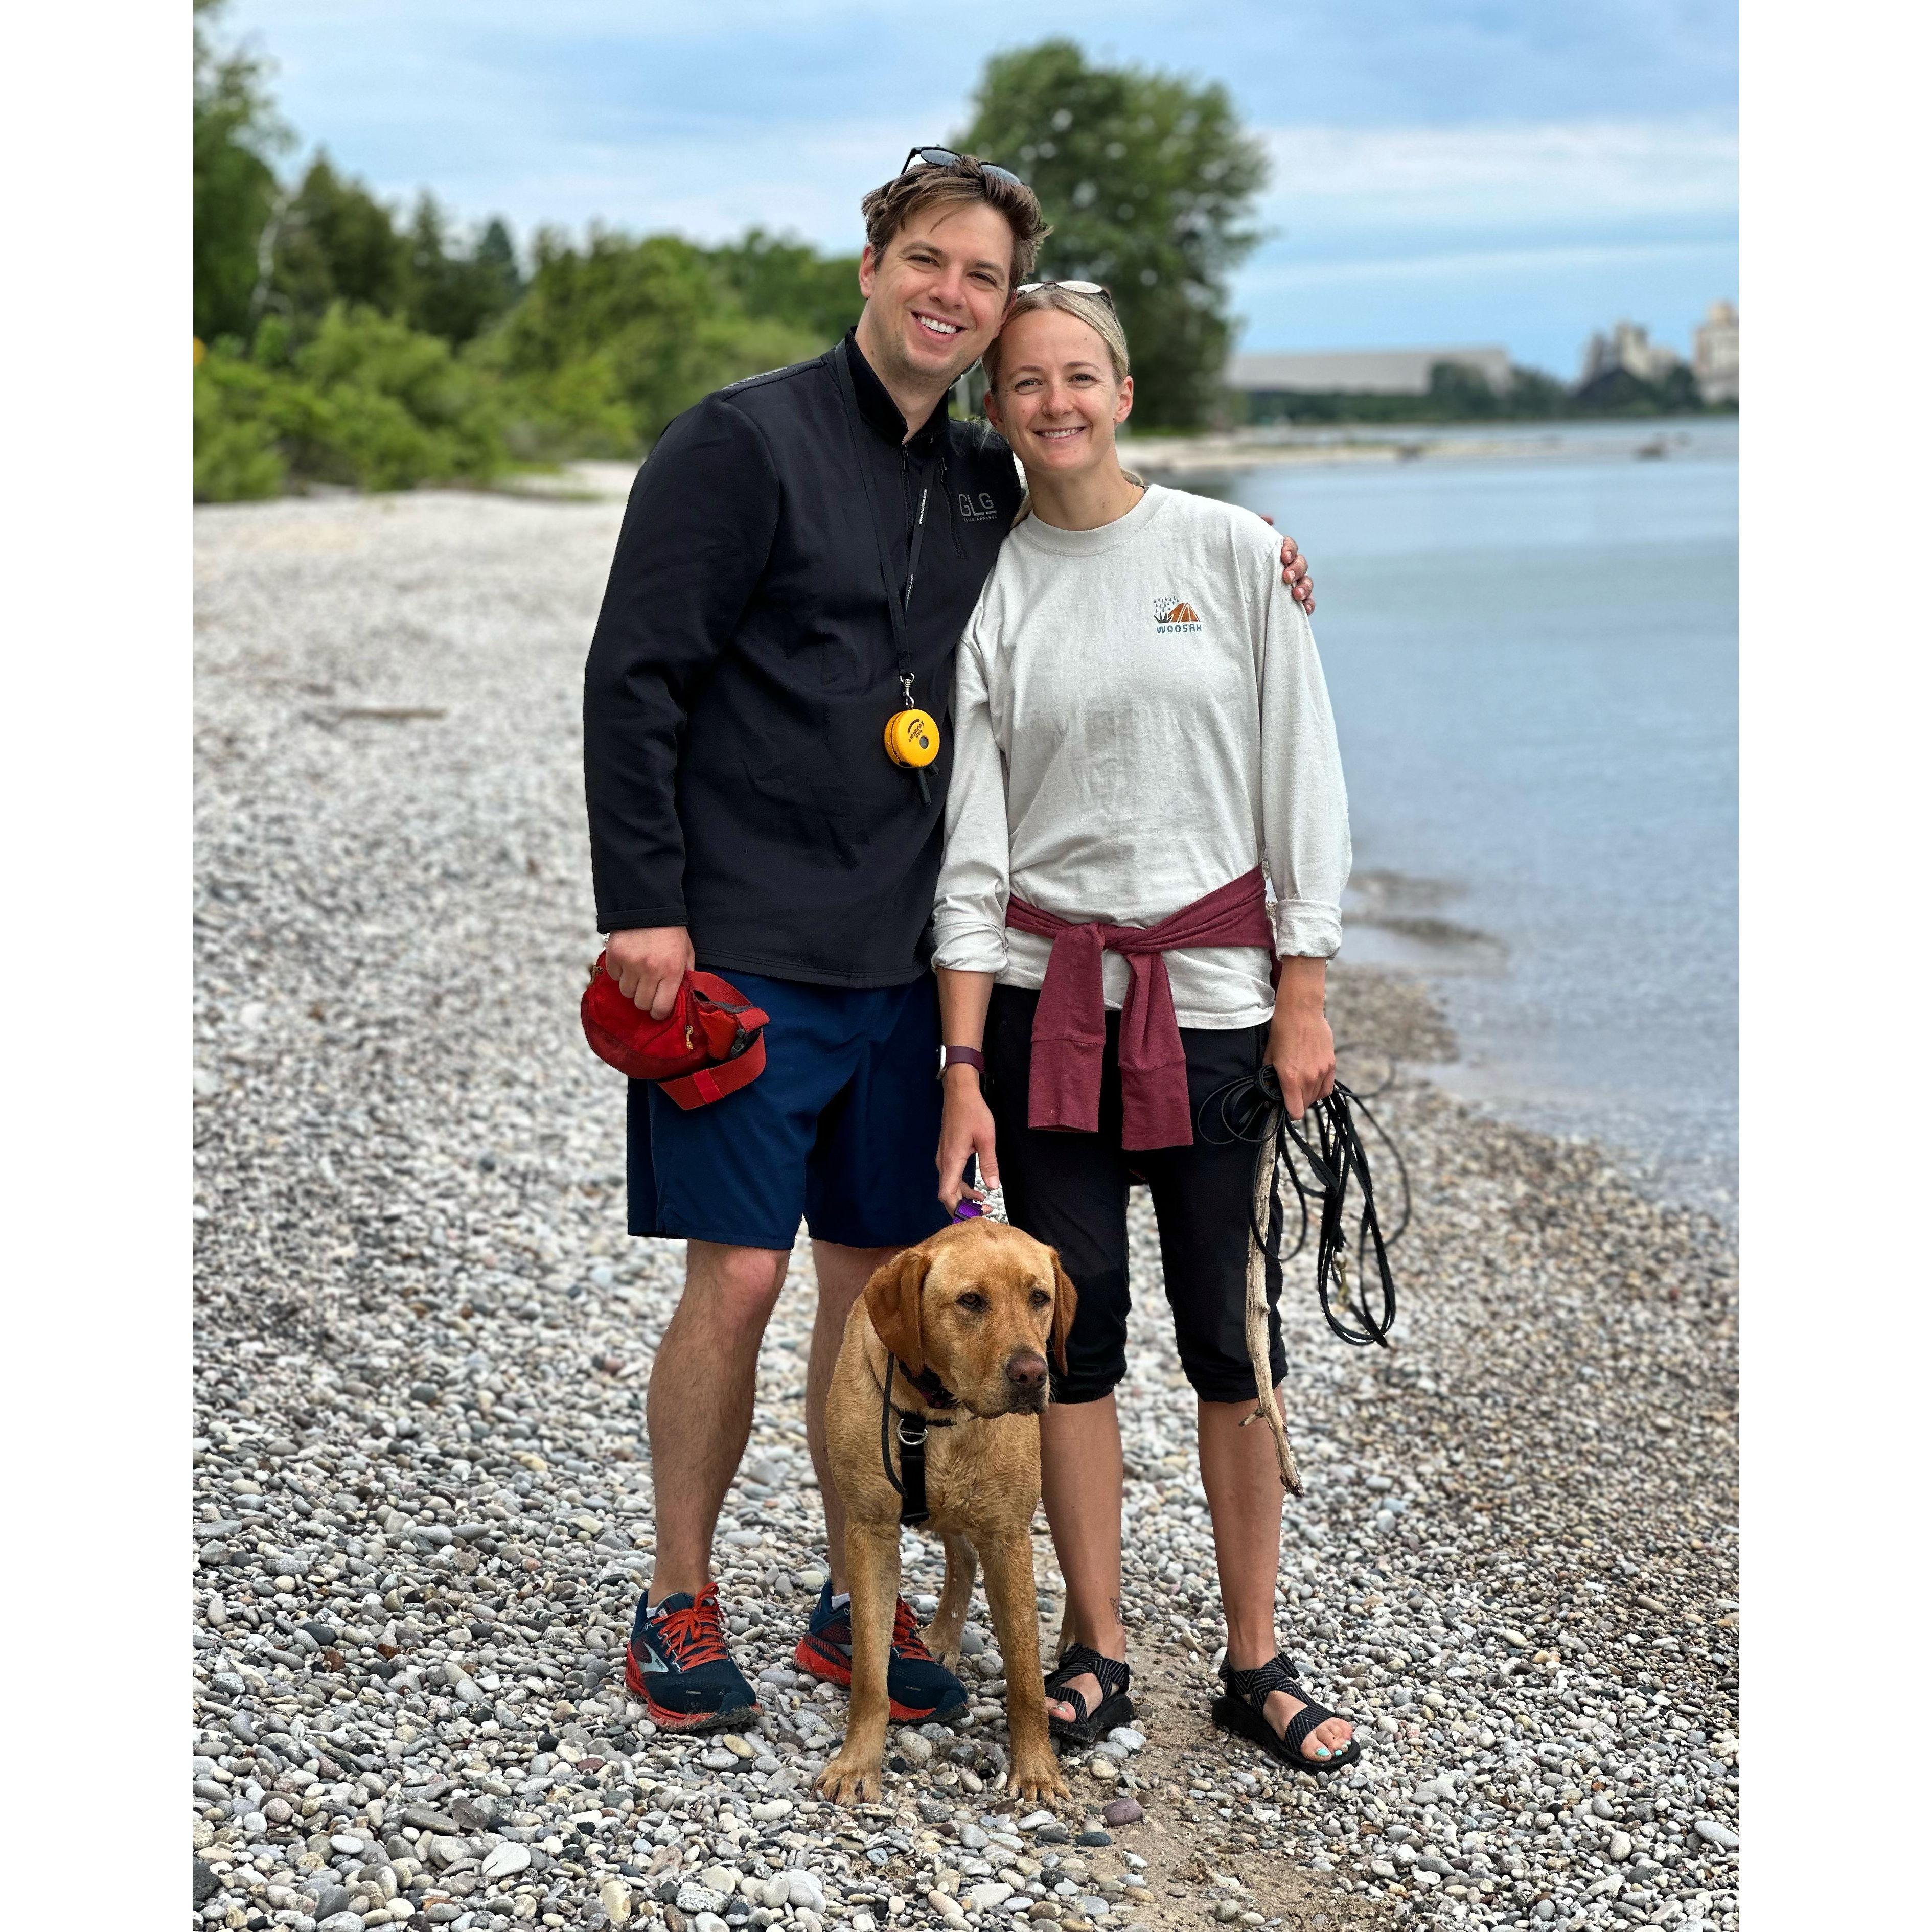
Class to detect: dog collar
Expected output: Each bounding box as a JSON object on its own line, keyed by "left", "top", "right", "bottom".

{"left": 898, "top": 1359, "right": 959, "bottom": 1411}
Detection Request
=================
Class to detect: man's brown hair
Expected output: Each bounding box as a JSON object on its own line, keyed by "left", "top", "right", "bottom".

{"left": 860, "top": 154, "right": 1050, "bottom": 291}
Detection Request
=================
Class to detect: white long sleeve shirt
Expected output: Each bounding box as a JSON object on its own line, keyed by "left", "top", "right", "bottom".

{"left": 932, "top": 484, "right": 1351, "bottom": 1029}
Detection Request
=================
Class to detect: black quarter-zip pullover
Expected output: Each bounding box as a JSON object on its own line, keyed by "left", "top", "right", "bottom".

{"left": 583, "top": 332, "right": 1023, "bottom": 985}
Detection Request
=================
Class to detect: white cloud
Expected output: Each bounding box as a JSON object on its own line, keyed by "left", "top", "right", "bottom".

{"left": 1240, "top": 235, "right": 1737, "bottom": 293}
{"left": 1255, "top": 117, "right": 1737, "bottom": 240}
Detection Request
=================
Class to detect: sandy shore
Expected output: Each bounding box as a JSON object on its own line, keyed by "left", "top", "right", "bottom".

{"left": 193, "top": 488, "right": 1737, "bottom": 1932}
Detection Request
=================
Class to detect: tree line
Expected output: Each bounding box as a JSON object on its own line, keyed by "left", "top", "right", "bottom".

{"left": 194, "top": 4, "right": 1718, "bottom": 503}
{"left": 194, "top": 2, "right": 1286, "bottom": 500}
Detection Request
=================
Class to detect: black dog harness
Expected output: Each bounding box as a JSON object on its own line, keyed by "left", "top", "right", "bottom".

{"left": 878, "top": 1354, "right": 959, "bottom": 1527}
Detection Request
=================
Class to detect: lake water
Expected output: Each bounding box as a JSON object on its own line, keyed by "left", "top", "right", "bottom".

{"left": 1180, "top": 419, "right": 1738, "bottom": 1216}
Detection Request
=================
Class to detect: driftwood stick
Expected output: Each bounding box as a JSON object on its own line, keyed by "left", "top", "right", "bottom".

{"left": 1241, "top": 1138, "right": 1302, "bottom": 1496}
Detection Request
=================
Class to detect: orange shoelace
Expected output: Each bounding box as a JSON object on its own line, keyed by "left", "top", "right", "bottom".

{"left": 890, "top": 1597, "right": 936, "bottom": 1660}
{"left": 652, "top": 1582, "right": 731, "bottom": 1668}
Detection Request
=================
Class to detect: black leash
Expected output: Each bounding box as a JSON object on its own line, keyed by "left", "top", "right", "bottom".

{"left": 878, "top": 1354, "right": 958, "bottom": 1528}
{"left": 1198, "top": 1057, "right": 1410, "bottom": 1348}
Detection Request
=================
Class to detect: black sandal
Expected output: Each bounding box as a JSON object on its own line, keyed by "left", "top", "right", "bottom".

{"left": 1212, "top": 1653, "right": 1361, "bottom": 1773}
{"left": 1043, "top": 1642, "right": 1135, "bottom": 1746}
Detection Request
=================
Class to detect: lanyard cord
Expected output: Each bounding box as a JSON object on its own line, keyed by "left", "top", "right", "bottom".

{"left": 1197, "top": 1063, "right": 1410, "bottom": 1349}
{"left": 833, "top": 342, "right": 934, "bottom": 709}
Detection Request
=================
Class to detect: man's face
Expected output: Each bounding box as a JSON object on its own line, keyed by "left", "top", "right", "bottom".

{"left": 857, "top": 201, "right": 1016, "bottom": 394}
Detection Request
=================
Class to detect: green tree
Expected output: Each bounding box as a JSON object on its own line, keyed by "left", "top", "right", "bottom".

{"left": 957, "top": 39, "right": 1269, "bottom": 429}
{"left": 1572, "top": 360, "right": 1705, "bottom": 417}
{"left": 195, "top": 302, "right": 508, "bottom": 501}
{"left": 708, "top": 230, "right": 860, "bottom": 348}
{"left": 194, "top": 0, "right": 287, "bottom": 343}
{"left": 271, "top": 154, "right": 411, "bottom": 326}
{"left": 480, "top": 229, "right": 816, "bottom": 453}
{"left": 1504, "top": 365, "right": 1571, "bottom": 419}
{"left": 403, "top": 196, "right": 524, "bottom": 348}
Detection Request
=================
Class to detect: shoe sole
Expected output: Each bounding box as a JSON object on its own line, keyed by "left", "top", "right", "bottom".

{"left": 625, "top": 1643, "right": 759, "bottom": 1733}
{"left": 1046, "top": 1689, "right": 1135, "bottom": 1747}
{"left": 792, "top": 1632, "right": 964, "bottom": 1723}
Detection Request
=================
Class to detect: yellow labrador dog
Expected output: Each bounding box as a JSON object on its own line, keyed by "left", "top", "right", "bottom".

{"left": 814, "top": 1217, "right": 1075, "bottom": 1806}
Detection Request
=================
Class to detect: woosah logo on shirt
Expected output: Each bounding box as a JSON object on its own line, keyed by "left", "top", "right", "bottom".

{"left": 1154, "top": 596, "right": 1203, "bottom": 633}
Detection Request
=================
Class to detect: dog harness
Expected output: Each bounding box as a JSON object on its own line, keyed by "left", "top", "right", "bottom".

{"left": 878, "top": 1354, "right": 958, "bottom": 1528}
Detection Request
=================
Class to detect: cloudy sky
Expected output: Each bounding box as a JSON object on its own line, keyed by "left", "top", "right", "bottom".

{"left": 222, "top": 0, "right": 1737, "bottom": 379}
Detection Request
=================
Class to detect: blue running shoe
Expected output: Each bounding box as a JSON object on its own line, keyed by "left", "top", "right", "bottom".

{"left": 624, "top": 1582, "right": 758, "bottom": 1732}
{"left": 793, "top": 1581, "right": 969, "bottom": 1720}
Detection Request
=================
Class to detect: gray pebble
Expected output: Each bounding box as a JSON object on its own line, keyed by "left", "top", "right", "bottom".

{"left": 189, "top": 495, "right": 1739, "bottom": 1932}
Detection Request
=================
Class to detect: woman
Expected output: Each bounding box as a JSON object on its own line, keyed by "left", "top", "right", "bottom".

{"left": 930, "top": 284, "right": 1361, "bottom": 1771}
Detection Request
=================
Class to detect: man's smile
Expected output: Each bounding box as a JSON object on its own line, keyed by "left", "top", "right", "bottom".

{"left": 911, "top": 310, "right": 964, "bottom": 338}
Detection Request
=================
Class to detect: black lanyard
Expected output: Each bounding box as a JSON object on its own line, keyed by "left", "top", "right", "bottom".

{"left": 833, "top": 341, "right": 933, "bottom": 714}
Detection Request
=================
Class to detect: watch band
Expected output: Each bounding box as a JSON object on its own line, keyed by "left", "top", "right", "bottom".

{"left": 936, "top": 1045, "right": 987, "bottom": 1079}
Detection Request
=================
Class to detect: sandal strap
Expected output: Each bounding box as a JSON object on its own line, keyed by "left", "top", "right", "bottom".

{"left": 1281, "top": 1696, "right": 1339, "bottom": 1756}
{"left": 1044, "top": 1643, "right": 1131, "bottom": 1721}
{"left": 1219, "top": 1652, "right": 1298, "bottom": 1712}
{"left": 1222, "top": 1651, "right": 1343, "bottom": 1752}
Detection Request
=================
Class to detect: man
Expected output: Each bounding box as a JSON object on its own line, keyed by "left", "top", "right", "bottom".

{"left": 583, "top": 151, "right": 1316, "bottom": 1732}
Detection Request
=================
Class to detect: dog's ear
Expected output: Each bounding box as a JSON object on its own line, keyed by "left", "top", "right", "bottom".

{"left": 865, "top": 1246, "right": 933, "bottom": 1376}
{"left": 1047, "top": 1252, "right": 1078, "bottom": 1374}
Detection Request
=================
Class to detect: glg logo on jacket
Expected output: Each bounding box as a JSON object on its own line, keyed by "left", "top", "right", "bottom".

{"left": 1154, "top": 595, "right": 1203, "bottom": 633}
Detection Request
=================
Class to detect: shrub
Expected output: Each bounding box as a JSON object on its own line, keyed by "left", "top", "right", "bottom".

{"left": 193, "top": 304, "right": 507, "bottom": 501}
{"left": 481, "top": 230, "right": 818, "bottom": 452}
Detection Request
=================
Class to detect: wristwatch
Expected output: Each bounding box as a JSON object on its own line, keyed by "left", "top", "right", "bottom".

{"left": 936, "top": 1045, "right": 986, "bottom": 1080}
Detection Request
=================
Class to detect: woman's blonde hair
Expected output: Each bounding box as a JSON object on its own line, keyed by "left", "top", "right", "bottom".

{"left": 981, "top": 284, "right": 1131, "bottom": 393}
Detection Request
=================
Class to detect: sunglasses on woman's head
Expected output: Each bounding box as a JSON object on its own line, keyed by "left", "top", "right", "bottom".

{"left": 1017, "top": 280, "right": 1116, "bottom": 310}
{"left": 900, "top": 145, "right": 1027, "bottom": 190}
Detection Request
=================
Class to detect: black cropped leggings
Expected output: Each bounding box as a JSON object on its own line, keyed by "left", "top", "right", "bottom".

{"left": 984, "top": 983, "right": 1287, "bottom": 1405}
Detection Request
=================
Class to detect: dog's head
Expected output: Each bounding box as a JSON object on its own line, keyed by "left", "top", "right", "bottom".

{"left": 863, "top": 1218, "right": 1076, "bottom": 1418}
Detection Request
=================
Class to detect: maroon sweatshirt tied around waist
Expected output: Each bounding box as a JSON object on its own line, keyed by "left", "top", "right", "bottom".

{"left": 1003, "top": 866, "right": 1274, "bottom": 1150}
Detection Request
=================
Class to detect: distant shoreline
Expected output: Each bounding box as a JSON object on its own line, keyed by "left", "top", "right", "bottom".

{"left": 1118, "top": 413, "right": 1731, "bottom": 475}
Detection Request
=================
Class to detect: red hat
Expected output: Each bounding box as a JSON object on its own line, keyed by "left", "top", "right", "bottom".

{"left": 581, "top": 956, "right": 768, "bottom": 1109}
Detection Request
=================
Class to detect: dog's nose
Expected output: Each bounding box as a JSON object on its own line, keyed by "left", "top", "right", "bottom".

{"left": 1005, "top": 1352, "right": 1047, "bottom": 1392}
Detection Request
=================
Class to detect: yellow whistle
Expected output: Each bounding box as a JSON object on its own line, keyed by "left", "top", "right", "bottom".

{"left": 883, "top": 708, "right": 940, "bottom": 769}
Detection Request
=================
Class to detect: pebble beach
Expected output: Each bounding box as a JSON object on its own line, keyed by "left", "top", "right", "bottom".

{"left": 193, "top": 479, "right": 1739, "bottom": 1932}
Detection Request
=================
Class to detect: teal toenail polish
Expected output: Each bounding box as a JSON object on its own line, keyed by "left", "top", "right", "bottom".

{"left": 1314, "top": 1746, "right": 1331, "bottom": 1758}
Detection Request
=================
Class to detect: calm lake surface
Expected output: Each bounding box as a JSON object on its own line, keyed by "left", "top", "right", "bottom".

{"left": 1182, "top": 419, "right": 1738, "bottom": 1215}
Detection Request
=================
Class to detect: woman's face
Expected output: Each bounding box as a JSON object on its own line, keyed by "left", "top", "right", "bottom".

{"left": 984, "top": 307, "right": 1134, "bottom": 479}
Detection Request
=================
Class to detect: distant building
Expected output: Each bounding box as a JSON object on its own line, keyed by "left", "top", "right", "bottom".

{"left": 1225, "top": 344, "right": 1512, "bottom": 398}
{"left": 1580, "top": 320, "right": 1683, "bottom": 386}
{"left": 1694, "top": 301, "right": 1739, "bottom": 405}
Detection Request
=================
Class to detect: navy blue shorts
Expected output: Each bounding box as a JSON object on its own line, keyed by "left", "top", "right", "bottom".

{"left": 627, "top": 970, "right": 952, "bottom": 1253}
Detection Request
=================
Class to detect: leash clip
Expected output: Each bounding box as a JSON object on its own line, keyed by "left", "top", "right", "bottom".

{"left": 896, "top": 1414, "right": 929, "bottom": 1448}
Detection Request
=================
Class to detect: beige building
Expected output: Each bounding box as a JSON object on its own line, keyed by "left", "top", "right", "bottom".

{"left": 1581, "top": 320, "right": 1683, "bottom": 386}
{"left": 1694, "top": 301, "right": 1739, "bottom": 405}
{"left": 1225, "top": 344, "right": 1512, "bottom": 397}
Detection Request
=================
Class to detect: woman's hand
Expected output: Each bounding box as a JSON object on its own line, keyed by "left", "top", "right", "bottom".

{"left": 1268, "top": 957, "right": 1335, "bottom": 1119}
{"left": 937, "top": 1068, "right": 1000, "bottom": 1212}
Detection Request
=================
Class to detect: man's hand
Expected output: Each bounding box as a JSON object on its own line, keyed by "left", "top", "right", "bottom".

{"left": 1257, "top": 515, "right": 1316, "bottom": 614}
{"left": 606, "top": 925, "right": 695, "bottom": 1020}
{"left": 1267, "top": 957, "right": 1335, "bottom": 1120}
{"left": 937, "top": 1068, "right": 1000, "bottom": 1213}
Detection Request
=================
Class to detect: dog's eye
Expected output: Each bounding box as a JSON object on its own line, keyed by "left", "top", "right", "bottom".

{"left": 957, "top": 1293, "right": 986, "bottom": 1313}
{"left": 1029, "top": 1290, "right": 1051, "bottom": 1309}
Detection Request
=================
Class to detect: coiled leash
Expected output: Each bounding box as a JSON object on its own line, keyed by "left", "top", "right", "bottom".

{"left": 1197, "top": 1060, "right": 1411, "bottom": 1496}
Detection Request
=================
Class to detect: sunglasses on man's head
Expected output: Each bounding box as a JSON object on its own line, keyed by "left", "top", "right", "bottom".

{"left": 1017, "top": 280, "right": 1115, "bottom": 310}
{"left": 900, "top": 145, "right": 1027, "bottom": 190}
